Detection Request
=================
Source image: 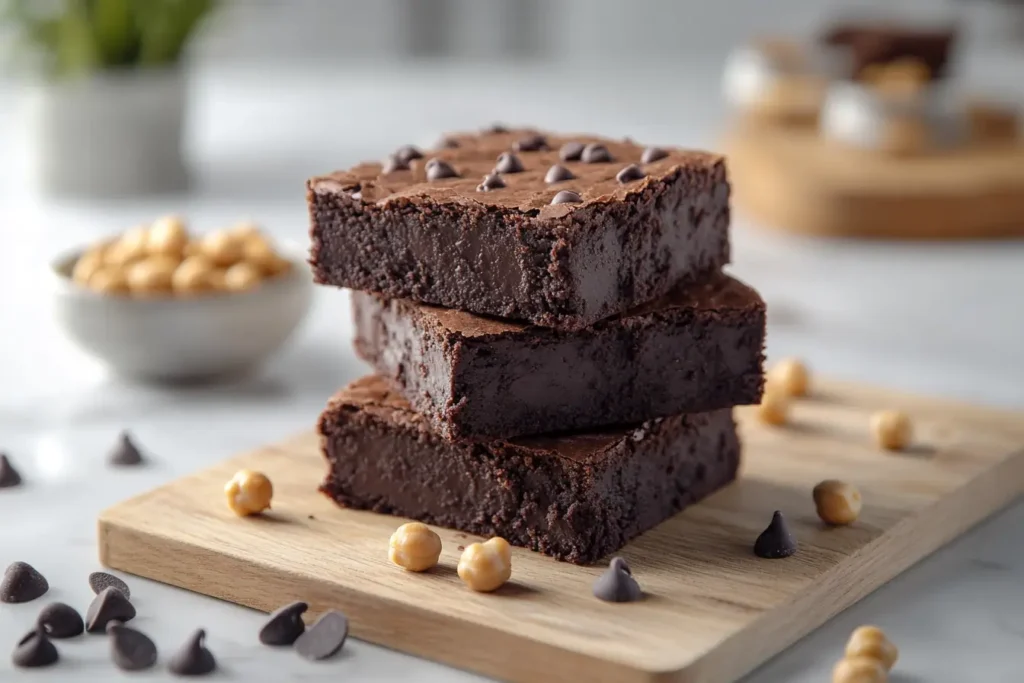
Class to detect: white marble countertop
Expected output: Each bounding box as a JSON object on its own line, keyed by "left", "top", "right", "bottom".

{"left": 0, "top": 61, "right": 1022, "bottom": 682}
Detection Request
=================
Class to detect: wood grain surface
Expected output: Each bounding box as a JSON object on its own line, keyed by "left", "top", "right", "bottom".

{"left": 98, "top": 379, "right": 1024, "bottom": 683}
{"left": 723, "top": 122, "right": 1024, "bottom": 240}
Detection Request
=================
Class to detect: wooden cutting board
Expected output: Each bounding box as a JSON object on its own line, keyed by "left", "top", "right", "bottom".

{"left": 98, "top": 379, "right": 1024, "bottom": 683}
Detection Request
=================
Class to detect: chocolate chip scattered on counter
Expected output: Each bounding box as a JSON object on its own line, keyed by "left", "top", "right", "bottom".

{"left": 513, "top": 134, "right": 549, "bottom": 152}
{"left": 168, "top": 628, "right": 216, "bottom": 676}
{"left": 551, "top": 190, "right": 583, "bottom": 205}
{"left": 1, "top": 561, "right": 49, "bottom": 603}
{"left": 486, "top": 123, "right": 509, "bottom": 133}
{"left": 559, "top": 141, "right": 584, "bottom": 161}
{"left": 425, "top": 158, "right": 459, "bottom": 181}
{"left": 592, "top": 557, "right": 643, "bottom": 603}
{"left": 294, "top": 611, "right": 349, "bottom": 661}
{"left": 476, "top": 174, "right": 507, "bottom": 192}
{"left": 394, "top": 145, "right": 423, "bottom": 164}
{"left": 12, "top": 628, "right": 58, "bottom": 668}
{"left": 641, "top": 146, "right": 669, "bottom": 164}
{"left": 581, "top": 143, "right": 613, "bottom": 163}
{"left": 37, "top": 603, "right": 84, "bottom": 639}
{"left": 494, "top": 152, "right": 524, "bottom": 174}
{"left": 108, "top": 622, "right": 158, "bottom": 671}
{"left": 616, "top": 164, "right": 647, "bottom": 184}
{"left": 754, "top": 510, "right": 798, "bottom": 559}
{"left": 381, "top": 155, "right": 409, "bottom": 174}
{"left": 437, "top": 136, "right": 460, "bottom": 149}
{"left": 0, "top": 453, "right": 22, "bottom": 488}
{"left": 108, "top": 431, "right": 144, "bottom": 466}
{"left": 89, "top": 571, "right": 131, "bottom": 600}
{"left": 544, "top": 164, "right": 575, "bottom": 184}
{"left": 86, "top": 587, "right": 136, "bottom": 632}
{"left": 259, "top": 601, "right": 308, "bottom": 646}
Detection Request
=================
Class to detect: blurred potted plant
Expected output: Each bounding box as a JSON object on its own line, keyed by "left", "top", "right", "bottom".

{"left": 2, "top": 0, "right": 218, "bottom": 197}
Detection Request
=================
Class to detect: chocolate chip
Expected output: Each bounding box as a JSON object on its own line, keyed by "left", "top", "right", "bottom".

{"left": 89, "top": 571, "right": 130, "bottom": 600}
{"left": 394, "top": 145, "right": 423, "bottom": 164}
{"left": 641, "top": 146, "right": 669, "bottom": 164}
{"left": 494, "top": 152, "right": 524, "bottom": 174}
{"left": 754, "top": 510, "right": 798, "bottom": 559}
{"left": 168, "top": 628, "right": 216, "bottom": 676}
{"left": 259, "top": 601, "right": 307, "bottom": 646}
{"left": 0, "top": 453, "right": 21, "bottom": 488}
{"left": 86, "top": 587, "right": 136, "bottom": 632}
{"left": 381, "top": 155, "right": 408, "bottom": 174}
{"left": 109, "top": 431, "right": 143, "bottom": 466}
{"left": 1, "top": 562, "right": 48, "bottom": 603}
{"left": 425, "top": 158, "right": 459, "bottom": 181}
{"left": 616, "top": 164, "right": 647, "bottom": 184}
{"left": 350, "top": 190, "right": 363, "bottom": 201}
{"left": 513, "top": 134, "right": 548, "bottom": 152}
{"left": 551, "top": 190, "right": 583, "bottom": 205}
{"left": 559, "top": 141, "right": 584, "bottom": 161}
{"left": 476, "top": 174, "right": 506, "bottom": 192}
{"left": 12, "top": 628, "right": 58, "bottom": 668}
{"left": 108, "top": 622, "right": 157, "bottom": 671}
{"left": 592, "top": 557, "right": 642, "bottom": 603}
{"left": 485, "top": 123, "right": 509, "bottom": 134}
{"left": 544, "top": 165, "right": 575, "bottom": 184}
{"left": 294, "top": 611, "right": 349, "bottom": 661}
{"left": 581, "top": 143, "right": 613, "bottom": 163}
{"left": 436, "top": 136, "right": 460, "bottom": 149}
{"left": 37, "top": 603, "right": 84, "bottom": 638}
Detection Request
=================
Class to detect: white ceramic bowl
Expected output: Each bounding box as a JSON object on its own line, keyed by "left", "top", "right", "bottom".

{"left": 49, "top": 245, "right": 314, "bottom": 382}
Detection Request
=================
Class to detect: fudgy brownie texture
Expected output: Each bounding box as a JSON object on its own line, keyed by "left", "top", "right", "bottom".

{"left": 318, "top": 375, "right": 741, "bottom": 564}
{"left": 352, "top": 272, "right": 766, "bottom": 441}
{"left": 308, "top": 128, "right": 730, "bottom": 330}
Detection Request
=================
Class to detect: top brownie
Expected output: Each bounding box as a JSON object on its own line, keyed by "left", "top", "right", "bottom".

{"left": 308, "top": 127, "right": 730, "bottom": 329}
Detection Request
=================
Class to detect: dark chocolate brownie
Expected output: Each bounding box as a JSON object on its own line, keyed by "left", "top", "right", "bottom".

{"left": 318, "top": 375, "right": 741, "bottom": 564}
{"left": 352, "top": 272, "right": 765, "bottom": 441}
{"left": 822, "top": 23, "right": 957, "bottom": 80}
{"left": 308, "top": 129, "right": 730, "bottom": 330}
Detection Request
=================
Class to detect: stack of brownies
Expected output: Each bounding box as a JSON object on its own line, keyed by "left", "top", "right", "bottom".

{"left": 308, "top": 128, "right": 766, "bottom": 564}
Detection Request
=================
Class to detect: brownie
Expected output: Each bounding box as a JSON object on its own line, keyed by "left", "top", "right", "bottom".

{"left": 308, "top": 129, "right": 731, "bottom": 330}
{"left": 822, "top": 23, "right": 957, "bottom": 80}
{"left": 352, "top": 272, "right": 766, "bottom": 441}
{"left": 318, "top": 375, "right": 741, "bottom": 564}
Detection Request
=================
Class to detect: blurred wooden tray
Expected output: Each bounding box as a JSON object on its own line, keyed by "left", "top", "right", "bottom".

{"left": 723, "top": 122, "right": 1024, "bottom": 240}
{"left": 98, "top": 379, "right": 1024, "bottom": 682}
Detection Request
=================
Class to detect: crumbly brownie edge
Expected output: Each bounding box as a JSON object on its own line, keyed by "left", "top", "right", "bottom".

{"left": 317, "top": 385, "right": 741, "bottom": 564}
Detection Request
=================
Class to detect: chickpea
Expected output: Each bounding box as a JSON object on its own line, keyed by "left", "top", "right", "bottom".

{"left": 72, "top": 249, "right": 106, "bottom": 285}
{"left": 757, "top": 390, "right": 790, "bottom": 426}
{"left": 242, "top": 235, "right": 290, "bottom": 277}
{"left": 172, "top": 256, "right": 216, "bottom": 295}
{"left": 223, "top": 262, "right": 262, "bottom": 292}
{"left": 457, "top": 537, "right": 512, "bottom": 593}
{"left": 146, "top": 215, "right": 189, "bottom": 256}
{"left": 89, "top": 267, "right": 130, "bottom": 295}
{"left": 224, "top": 469, "right": 273, "bottom": 516}
{"left": 388, "top": 522, "right": 442, "bottom": 572}
{"left": 207, "top": 268, "right": 228, "bottom": 291}
{"left": 126, "top": 256, "right": 178, "bottom": 295}
{"left": 832, "top": 656, "right": 888, "bottom": 683}
{"left": 229, "top": 221, "right": 262, "bottom": 240}
{"left": 200, "top": 230, "right": 243, "bottom": 268}
{"left": 813, "top": 480, "right": 862, "bottom": 526}
{"left": 768, "top": 358, "right": 809, "bottom": 397}
{"left": 871, "top": 411, "right": 912, "bottom": 451}
{"left": 845, "top": 626, "right": 898, "bottom": 671}
{"left": 105, "top": 226, "right": 149, "bottom": 266}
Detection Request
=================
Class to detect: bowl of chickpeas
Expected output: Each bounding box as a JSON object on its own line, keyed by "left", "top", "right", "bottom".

{"left": 50, "top": 216, "right": 314, "bottom": 382}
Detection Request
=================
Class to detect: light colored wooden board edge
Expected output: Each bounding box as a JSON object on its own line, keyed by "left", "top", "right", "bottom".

{"left": 97, "top": 428, "right": 1024, "bottom": 680}
{"left": 720, "top": 127, "right": 1024, "bottom": 241}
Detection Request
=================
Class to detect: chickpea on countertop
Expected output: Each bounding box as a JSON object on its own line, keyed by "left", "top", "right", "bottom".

{"left": 70, "top": 216, "right": 292, "bottom": 298}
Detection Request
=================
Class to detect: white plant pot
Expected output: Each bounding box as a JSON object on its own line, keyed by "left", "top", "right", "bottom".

{"left": 21, "top": 68, "right": 189, "bottom": 197}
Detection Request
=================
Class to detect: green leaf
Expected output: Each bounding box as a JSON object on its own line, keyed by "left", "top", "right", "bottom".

{"left": 54, "top": 0, "right": 99, "bottom": 78}
{"left": 89, "top": 0, "right": 136, "bottom": 67}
